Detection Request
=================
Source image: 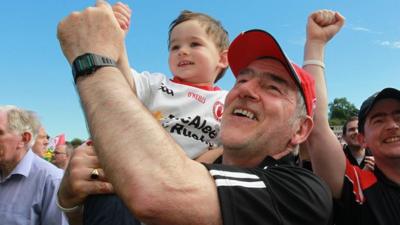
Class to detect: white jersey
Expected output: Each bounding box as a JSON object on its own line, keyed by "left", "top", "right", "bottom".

{"left": 132, "top": 69, "right": 227, "bottom": 159}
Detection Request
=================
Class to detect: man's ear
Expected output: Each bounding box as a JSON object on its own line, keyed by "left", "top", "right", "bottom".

{"left": 357, "top": 132, "right": 367, "bottom": 149}
{"left": 218, "top": 49, "right": 229, "bottom": 69}
{"left": 290, "top": 116, "right": 314, "bottom": 146}
{"left": 20, "top": 132, "right": 32, "bottom": 147}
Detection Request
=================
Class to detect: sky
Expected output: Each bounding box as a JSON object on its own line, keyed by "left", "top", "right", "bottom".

{"left": 1, "top": 0, "right": 399, "bottom": 140}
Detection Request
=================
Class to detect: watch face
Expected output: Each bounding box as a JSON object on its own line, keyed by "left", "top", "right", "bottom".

{"left": 73, "top": 53, "right": 96, "bottom": 80}
{"left": 72, "top": 53, "right": 116, "bottom": 83}
{"left": 76, "top": 54, "right": 95, "bottom": 74}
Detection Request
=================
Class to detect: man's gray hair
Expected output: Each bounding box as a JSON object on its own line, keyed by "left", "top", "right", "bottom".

{"left": 289, "top": 90, "right": 308, "bottom": 125}
{"left": 0, "top": 105, "right": 41, "bottom": 148}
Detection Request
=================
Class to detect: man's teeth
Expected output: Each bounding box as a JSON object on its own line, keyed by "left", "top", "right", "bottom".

{"left": 233, "top": 109, "right": 256, "bottom": 120}
{"left": 384, "top": 136, "right": 400, "bottom": 143}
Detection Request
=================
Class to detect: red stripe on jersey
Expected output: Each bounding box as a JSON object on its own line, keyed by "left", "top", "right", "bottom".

{"left": 171, "top": 77, "right": 221, "bottom": 91}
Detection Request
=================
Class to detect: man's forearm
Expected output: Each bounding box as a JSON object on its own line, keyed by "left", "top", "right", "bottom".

{"left": 76, "top": 67, "right": 205, "bottom": 217}
{"left": 75, "top": 66, "right": 220, "bottom": 224}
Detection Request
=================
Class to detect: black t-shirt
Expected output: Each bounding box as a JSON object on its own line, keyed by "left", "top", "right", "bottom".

{"left": 203, "top": 157, "right": 333, "bottom": 225}
{"left": 334, "top": 161, "right": 400, "bottom": 225}
{"left": 84, "top": 155, "right": 333, "bottom": 225}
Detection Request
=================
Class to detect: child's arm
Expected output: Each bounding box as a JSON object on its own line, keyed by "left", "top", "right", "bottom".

{"left": 195, "top": 147, "right": 223, "bottom": 164}
{"left": 112, "top": 2, "right": 135, "bottom": 92}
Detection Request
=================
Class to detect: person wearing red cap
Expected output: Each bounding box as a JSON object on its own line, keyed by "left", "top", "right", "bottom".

{"left": 303, "top": 9, "right": 400, "bottom": 225}
{"left": 56, "top": 2, "right": 332, "bottom": 225}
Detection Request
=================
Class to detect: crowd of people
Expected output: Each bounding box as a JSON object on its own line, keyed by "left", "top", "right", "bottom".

{"left": 1, "top": 1, "right": 398, "bottom": 225}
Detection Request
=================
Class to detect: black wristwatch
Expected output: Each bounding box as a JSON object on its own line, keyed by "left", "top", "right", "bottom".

{"left": 72, "top": 53, "right": 117, "bottom": 83}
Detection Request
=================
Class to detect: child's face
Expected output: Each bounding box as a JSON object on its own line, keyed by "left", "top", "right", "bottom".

{"left": 168, "top": 20, "right": 227, "bottom": 86}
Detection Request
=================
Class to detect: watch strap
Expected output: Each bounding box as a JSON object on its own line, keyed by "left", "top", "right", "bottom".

{"left": 72, "top": 53, "right": 117, "bottom": 83}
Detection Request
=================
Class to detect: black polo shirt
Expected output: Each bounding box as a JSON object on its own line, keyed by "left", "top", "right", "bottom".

{"left": 84, "top": 155, "right": 333, "bottom": 225}
{"left": 204, "top": 156, "right": 333, "bottom": 225}
{"left": 334, "top": 160, "right": 400, "bottom": 225}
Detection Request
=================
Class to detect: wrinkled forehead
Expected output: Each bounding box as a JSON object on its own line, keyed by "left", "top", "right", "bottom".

{"left": 244, "top": 58, "right": 298, "bottom": 89}
{"left": 38, "top": 127, "right": 47, "bottom": 135}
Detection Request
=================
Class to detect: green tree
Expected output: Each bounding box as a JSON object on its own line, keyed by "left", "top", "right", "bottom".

{"left": 69, "top": 138, "right": 84, "bottom": 148}
{"left": 328, "top": 97, "right": 359, "bottom": 126}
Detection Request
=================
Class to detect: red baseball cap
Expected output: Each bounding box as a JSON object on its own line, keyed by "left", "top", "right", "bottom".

{"left": 228, "top": 29, "right": 316, "bottom": 117}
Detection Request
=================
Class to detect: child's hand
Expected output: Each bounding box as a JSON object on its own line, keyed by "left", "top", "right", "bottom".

{"left": 112, "top": 2, "right": 131, "bottom": 33}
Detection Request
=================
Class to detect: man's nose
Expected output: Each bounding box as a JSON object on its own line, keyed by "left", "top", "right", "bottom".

{"left": 238, "top": 80, "right": 260, "bottom": 101}
{"left": 386, "top": 115, "right": 400, "bottom": 130}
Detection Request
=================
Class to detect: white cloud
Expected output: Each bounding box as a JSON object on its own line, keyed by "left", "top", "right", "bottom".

{"left": 377, "top": 40, "right": 400, "bottom": 49}
{"left": 352, "top": 27, "right": 371, "bottom": 32}
{"left": 348, "top": 25, "right": 382, "bottom": 34}
{"left": 393, "top": 42, "right": 400, "bottom": 48}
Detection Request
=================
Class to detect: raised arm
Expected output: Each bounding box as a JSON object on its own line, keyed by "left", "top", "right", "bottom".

{"left": 112, "top": 2, "right": 135, "bottom": 91}
{"left": 302, "top": 10, "right": 346, "bottom": 198}
{"left": 57, "top": 1, "right": 221, "bottom": 224}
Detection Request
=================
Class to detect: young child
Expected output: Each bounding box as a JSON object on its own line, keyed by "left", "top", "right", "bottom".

{"left": 83, "top": 4, "right": 229, "bottom": 225}
{"left": 114, "top": 3, "right": 229, "bottom": 160}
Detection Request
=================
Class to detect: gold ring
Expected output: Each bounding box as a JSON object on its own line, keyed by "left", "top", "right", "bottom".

{"left": 90, "top": 168, "right": 100, "bottom": 180}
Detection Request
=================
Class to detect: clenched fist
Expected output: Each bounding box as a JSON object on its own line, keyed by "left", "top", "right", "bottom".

{"left": 307, "top": 9, "right": 345, "bottom": 44}
{"left": 57, "top": 0, "right": 125, "bottom": 65}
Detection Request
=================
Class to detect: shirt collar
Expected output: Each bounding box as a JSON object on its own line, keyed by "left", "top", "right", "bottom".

{"left": 258, "top": 154, "right": 296, "bottom": 169}
{"left": 0, "top": 150, "right": 33, "bottom": 182}
{"left": 375, "top": 167, "right": 400, "bottom": 189}
{"left": 171, "top": 77, "right": 221, "bottom": 91}
{"left": 213, "top": 153, "right": 296, "bottom": 169}
{"left": 10, "top": 150, "right": 33, "bottom": 177}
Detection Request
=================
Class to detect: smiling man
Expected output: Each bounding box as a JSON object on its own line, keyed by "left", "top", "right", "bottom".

{"left": 56, "top": 2, "right": 332, "bottom": 225}
{"left": 342, "top": 116, "right": 374, "bottom": 170}
{"left": 302, "top": 9, "right": 400, "bottom": 225}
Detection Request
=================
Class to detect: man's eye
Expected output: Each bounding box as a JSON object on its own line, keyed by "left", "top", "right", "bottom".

{"left": 268, "top": 85, "right": 282, "bottom": 94}
{"left": 237, "top": 78, "right": 247, "bottom": 84}
{"left": 372, "top": 118, "right": 383, "bottom": 125}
